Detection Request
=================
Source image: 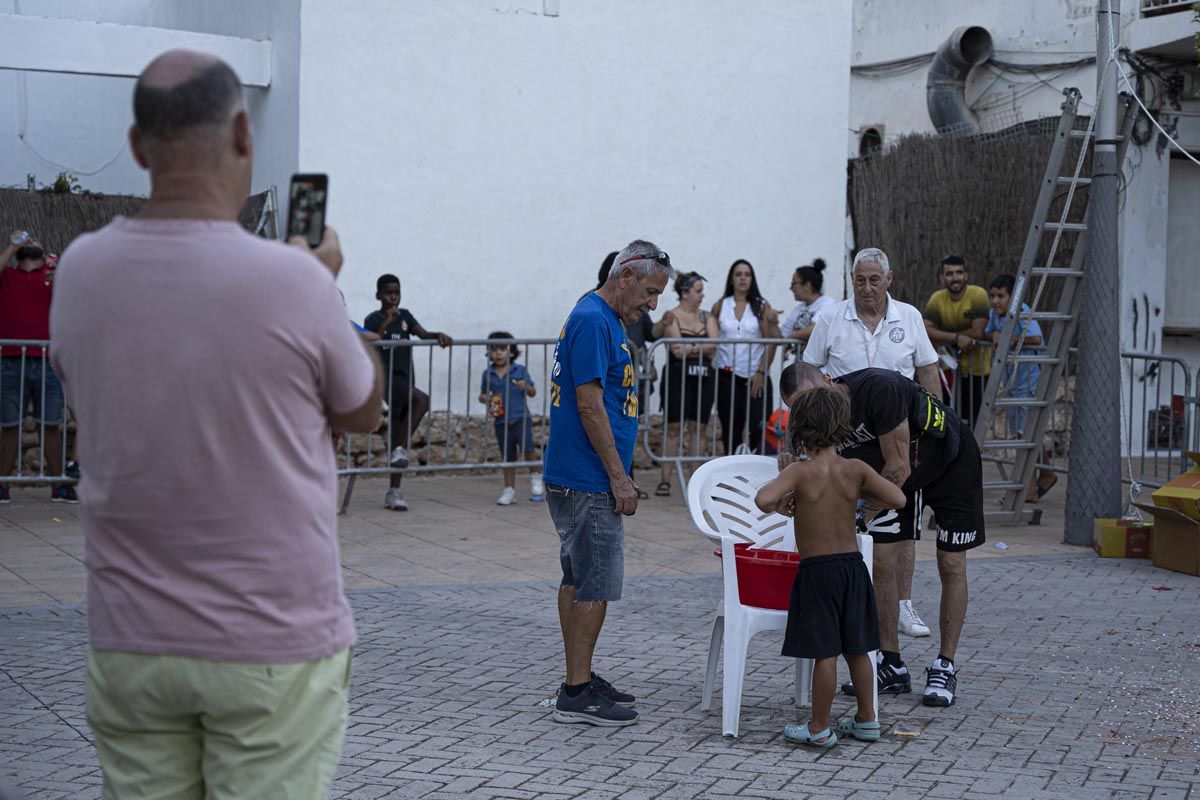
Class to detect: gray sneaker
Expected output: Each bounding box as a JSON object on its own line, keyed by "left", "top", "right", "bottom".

{"left": 552, "top": 682, "right": 637, "bottom": 727}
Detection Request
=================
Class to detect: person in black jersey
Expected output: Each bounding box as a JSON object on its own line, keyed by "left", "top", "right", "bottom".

{"left": 779, "top": 363, "right": 984, "bottom": 708}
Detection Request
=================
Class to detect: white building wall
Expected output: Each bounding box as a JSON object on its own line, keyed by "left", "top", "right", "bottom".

{"left": 849, "top": 0, "right": 1196, "bottom": 457}
{"left": 0, "top": 0, "right": 299, "bottom": 199}
{"left": 298, "top": 0, "right": 854, "bottom": 349}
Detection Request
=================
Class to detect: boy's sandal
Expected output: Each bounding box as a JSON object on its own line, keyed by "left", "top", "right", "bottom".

{"left": 1036, "top": 473, "right": 1058, "bottom": 499}
{"left": 783, "top": 723, "right": 837, "bottom": 748}
{"left": 654, "top": 482, "right": 671, "bottom": 497}
{"left": 636, "top": 486, "right": 649, "bottom": 500}
{"left": 836, "top": 715, "right": 881, "bottom": 742}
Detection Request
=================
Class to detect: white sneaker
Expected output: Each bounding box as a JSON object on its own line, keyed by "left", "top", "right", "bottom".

{"left": 384, "top": 488, "right": 408, "bottom": 511}
{"left": 497, "top": 487, "right": 516, "bottom": 506}
{"left": 530, "top": 474, "right": 545, "bottom": 501}
{"left": 388, "top": 447, "right": 410, "bottom": 467}
{"left": 899, "top": 599, "right": 931, "bottom": 637}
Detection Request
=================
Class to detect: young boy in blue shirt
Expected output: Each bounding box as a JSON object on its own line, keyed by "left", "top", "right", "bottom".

{"left": 985, "top": 274, "right": 1056, "bottom": 500}
{"left": 479, "top": 331, "right": 545, "bottom": 505}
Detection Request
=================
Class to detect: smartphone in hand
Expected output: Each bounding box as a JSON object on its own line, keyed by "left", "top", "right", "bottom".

{"left": 286, "top": 173, "right": 328, "bottom": 248}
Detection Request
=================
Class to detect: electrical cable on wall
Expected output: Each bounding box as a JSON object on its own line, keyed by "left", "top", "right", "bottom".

{"left": 10, "top": 0, "right": 128, "bottom": 180}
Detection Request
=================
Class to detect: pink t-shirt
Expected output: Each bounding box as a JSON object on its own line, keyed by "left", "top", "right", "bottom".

{"left": 50, "top": 217, "right": 376, "bottom": 663}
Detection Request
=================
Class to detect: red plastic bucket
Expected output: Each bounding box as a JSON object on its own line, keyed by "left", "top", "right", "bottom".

{"left": 714, "top": 543, "right": 800, "bottom": 610}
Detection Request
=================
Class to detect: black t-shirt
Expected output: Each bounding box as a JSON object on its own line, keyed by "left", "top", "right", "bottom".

{"left": 835, "top": 368, "right": 962, "bottom": 490}
{"left": 364, "top": 308, "right": 420, "bottom": 380}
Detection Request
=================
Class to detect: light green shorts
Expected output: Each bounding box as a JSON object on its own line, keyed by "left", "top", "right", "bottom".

{"left": 86, "top": 647, "right": 352, "bottom": 800}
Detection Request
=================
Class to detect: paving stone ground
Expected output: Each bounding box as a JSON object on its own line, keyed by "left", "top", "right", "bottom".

{"left": 2, "top": 553, "right": 1199, "bottom": 799}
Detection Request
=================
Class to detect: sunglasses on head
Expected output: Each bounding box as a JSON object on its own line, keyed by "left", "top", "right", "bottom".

{"left": 619, "top": 250, "right": 671, "bottom": 267}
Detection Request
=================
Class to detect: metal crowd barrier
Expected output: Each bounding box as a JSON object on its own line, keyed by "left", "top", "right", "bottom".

{"left": 639, "top": 336, "right": 803, "bottom": 496}
{"left": 3, "top": 334, "right": 1194, "bottom": 506}
{"left": 0, "top": 341, "right": 75, "bottom": 487}
{"left": 965, "top": 343, "right": 1193, "bottom": 492}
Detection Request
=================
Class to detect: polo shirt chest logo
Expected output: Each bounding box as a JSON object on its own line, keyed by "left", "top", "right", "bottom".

{"left": 889, "top": 326, "right": 905, "bottom": 343}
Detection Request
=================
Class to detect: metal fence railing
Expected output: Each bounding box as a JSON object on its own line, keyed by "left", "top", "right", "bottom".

{"left": 0, "top": 343, "right": 75, "bottom": 489}
{"left": 2, "top": 336, "right": 1195, "bottom": 506}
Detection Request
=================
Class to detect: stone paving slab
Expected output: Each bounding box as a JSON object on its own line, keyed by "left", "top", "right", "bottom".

{"left": 0, "top": 468, "right": 1076, "bottom": 607}
{"left": 2, "top": 553, "right": 1198, "bottom": 799}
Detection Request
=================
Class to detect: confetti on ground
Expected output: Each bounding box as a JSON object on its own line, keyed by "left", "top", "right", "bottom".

{"left": 994, "top": 542, "right": 1009, "bottom": 550}
{"left": 1152, "top": 586, "right": 1175, "bottom": 591}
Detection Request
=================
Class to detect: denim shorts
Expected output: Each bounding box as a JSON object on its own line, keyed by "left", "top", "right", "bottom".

{"left": 1, "top": 356, "right": 65, "bottom": 428}
{"left": 494, "top": 417, "right": 536, "bottom": 462}
{"left": 546, "top": 483, "right": 624, "bottom": 602}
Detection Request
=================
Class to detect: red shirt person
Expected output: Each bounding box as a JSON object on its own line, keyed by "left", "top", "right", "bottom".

{"left": 0, "top": 232, "right": 73, "bottom": 504}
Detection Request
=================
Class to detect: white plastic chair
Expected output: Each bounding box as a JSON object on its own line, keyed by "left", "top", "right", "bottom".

{"left": 687, "top": 454, "right": 877, "bottom": 737}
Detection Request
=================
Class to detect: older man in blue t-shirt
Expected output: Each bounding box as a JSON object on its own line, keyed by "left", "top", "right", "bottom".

{"left": 544, "top": 240, "right": 672, "bottom": 728}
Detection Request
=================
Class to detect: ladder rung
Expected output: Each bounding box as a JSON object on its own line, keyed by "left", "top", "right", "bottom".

{"left": 982, "top": 440, "right": 1040, "bottom": 450}
{"left": 983, "top": 481, "right": 1027, "bottom": 491}
{"left": 1031, "top": 267, "right": 1084, "bottom": 277}
{"left": 1070, "top": 130, "right": 1123, "bottom": 140}
{"left": 1009, "top": 355, "right": 1062, "bottom": 365}
{"left": 1044, "top": 222, "right": 1087, "bottom": 233}
{"left": 993, "top": 397, "right": 1050, "bottom": 407}
{"left": 1026, "top": 312, "right": 1073, "bottom": 322}
{"left": 1055, "top": 176, "right": 1091, "bottom": 186}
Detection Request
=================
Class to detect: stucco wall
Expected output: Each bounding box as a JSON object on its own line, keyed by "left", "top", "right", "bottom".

{"left": 298, "top": 0, "right": 854, "bottom": 345}
{"left": 0, "top": 0, "right": 299, "bottom": 200}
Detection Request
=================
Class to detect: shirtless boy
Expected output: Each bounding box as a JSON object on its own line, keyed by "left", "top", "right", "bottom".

{"left": 755, "top": 386, "right": 905, "bottom": 748}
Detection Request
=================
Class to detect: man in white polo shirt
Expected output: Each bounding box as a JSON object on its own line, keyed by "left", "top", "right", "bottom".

{"left": 802, "top": 247, "right": 940, "bottom": 679}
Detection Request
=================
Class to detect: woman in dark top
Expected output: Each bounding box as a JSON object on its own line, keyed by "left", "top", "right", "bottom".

{"left": 654, "top": 271, "right": 720, "bottom": 496}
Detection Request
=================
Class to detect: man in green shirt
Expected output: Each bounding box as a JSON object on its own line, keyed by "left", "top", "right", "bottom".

{"left": 924, "top": 255, "right": 990, "bottom": 430}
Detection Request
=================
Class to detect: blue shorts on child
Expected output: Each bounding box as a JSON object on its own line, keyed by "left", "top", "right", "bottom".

{"left": 495, "top": 416, "right": 535, "bottom": 462}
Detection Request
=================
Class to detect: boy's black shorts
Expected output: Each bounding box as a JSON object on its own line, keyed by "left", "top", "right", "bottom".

{"left": 782, "top": 552, "right": 880, "bottom": 661}
{"left": 866, "top": 428, "right": 986, "bottom": 553}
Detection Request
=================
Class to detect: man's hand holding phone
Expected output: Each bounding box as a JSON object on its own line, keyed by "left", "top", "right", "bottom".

{"left": 288, "top": 226, "right": 343, "bottom": 278}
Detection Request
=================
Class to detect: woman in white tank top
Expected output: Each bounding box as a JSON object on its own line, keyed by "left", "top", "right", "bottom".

{"left": 711, "top": 259, "right": 780, "bottom": 454}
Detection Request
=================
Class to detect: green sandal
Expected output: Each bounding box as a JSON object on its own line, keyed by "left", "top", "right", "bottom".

{"left": 783, "top": 723, "right": 837, "bottom": 748}
{"left": 836, "top": 715, "right": 881, "bottom": 742}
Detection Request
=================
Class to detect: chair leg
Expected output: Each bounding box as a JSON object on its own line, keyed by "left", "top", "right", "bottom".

{"left": 870, "top": 649, "right": 879, "bottom": 720}
{"left": 795, "top": 658, "right": 814, "bottom": 707}
{"left": 701, "top": 615, "right": 724, "bottom": 712}
{"left": 721, "top": 621, "right": 750, "bottom": 738}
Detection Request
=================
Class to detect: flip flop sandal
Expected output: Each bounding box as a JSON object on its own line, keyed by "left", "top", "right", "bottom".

{"left": 654, "top": 482, "right": 671, "bottom": 497}
{"left": 783, "top": 723, "right": 837, "bottom": 748}
{"left": 836, "top": 715, "right": 881, "bottom": 742}
{"left": 636, "top": 487, "right": 649, "bottom": 500}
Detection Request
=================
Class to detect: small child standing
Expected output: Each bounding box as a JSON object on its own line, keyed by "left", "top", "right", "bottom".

{"left": 479, "top": 331, "right": 545, "bottom": 505}
{"left": 755, "top": 386, "right": 906, "bottom": 748}
{"left": 985, "top": 274, "right": 1055, "bottom": 500}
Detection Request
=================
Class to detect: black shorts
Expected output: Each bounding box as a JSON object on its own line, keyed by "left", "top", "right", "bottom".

{"left": 782, "top": 552, "right": 880, "bottom": 660}
{"left": 660, "top": 360, "right": 715, "bottom": 424}
{"left": 866, "top": 428, "right": 986, "bottom": 552}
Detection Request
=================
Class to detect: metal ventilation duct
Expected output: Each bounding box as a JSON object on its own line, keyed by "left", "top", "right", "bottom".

{"left": 926, "top": 26, "right": 994, "bottom": 133}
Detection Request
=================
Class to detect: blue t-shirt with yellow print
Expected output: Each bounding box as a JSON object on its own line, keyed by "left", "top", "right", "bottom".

{"left": 544, "top": 292, "right": 639, "bottom": 493}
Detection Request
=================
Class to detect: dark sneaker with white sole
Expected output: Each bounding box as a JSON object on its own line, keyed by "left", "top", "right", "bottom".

{"left": 922, "top": 658, "right": 957, "bottom": 706}
{"left": 591, "top": 672, "right": 635, "bottom": 705}
{"left": 552, "top": 682, "right": 637, "bottom": 727}
{"left": 841, "top": 658, "right": 912, "bottom": 696}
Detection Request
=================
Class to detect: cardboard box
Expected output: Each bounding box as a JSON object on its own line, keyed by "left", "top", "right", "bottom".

{"left": 1150, "top": 452, "right": 1200, "bottom": 522}
{"left": 1092, "top": 517, "right": 1153, "bottom": 558}
{"left": 1133, "top": 503, "right": 1200, "bottom": 577}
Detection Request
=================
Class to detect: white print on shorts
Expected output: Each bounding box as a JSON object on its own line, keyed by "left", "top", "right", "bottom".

{"left": 937, "top": 529, "right": 978, "bottom": 546}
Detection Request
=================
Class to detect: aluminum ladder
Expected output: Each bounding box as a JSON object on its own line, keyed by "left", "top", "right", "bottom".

{"left": 973, "top": 87, "right": 1138, "bottom": 523}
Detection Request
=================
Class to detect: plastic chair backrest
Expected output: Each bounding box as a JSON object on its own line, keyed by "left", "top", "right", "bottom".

{"left": 687, "top": 455, "right": 795, "bottom": 552}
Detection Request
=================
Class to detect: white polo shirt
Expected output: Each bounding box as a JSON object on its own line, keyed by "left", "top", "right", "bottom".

{"left": 802, "top": 294, "right": 938, "bottom": 378}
